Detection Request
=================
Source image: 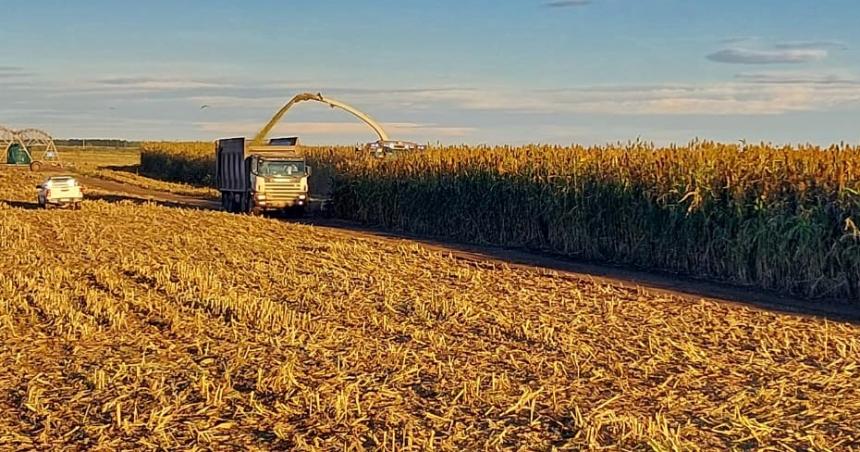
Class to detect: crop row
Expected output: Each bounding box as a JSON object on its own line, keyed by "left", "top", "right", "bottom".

{"left": 140, "top": 140, "right": 860, "bottom": 301}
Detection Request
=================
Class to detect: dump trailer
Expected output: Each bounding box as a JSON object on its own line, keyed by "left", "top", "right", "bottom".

{"left": 215, "top": 137, "right": 310, "bottom": 214}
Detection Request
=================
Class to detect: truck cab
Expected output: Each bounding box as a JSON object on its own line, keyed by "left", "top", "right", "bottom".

{"left": 215, "top": 136, "right": 311, "bottom": 214}
{"left": 249, "top": 153, "right": 309, "bottom": 212}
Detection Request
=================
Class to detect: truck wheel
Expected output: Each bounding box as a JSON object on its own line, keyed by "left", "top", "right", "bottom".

{"left": 247, "top": 199, "right": 260, "bottom": 216}
{"left": 241, "top": 195, "right": 251, "bottom": 214}
{"left": 226, "top": 194, "right": 235, "bottom": 213}
{"left": 232, "top": 193, "right": 243, "bottom": 213}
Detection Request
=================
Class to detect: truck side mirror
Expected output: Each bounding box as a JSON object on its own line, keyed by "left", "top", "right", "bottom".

{"left": 306, "top": 166, "right": 312, "bottom": 176}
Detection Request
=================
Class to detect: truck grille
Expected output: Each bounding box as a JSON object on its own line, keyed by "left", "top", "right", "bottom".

{"left": 266, "top": 182, "right": 304, "bottom": 200}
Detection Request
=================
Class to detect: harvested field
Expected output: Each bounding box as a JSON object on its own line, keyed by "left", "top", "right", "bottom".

{"left": 1, "top": 169, "right": 859, "bottom": 450}
{"left": 140, "top": 141, "right": 860, "bottom": 302}
{"left": 81, "top": 168, "right": 219, "bottom": 199}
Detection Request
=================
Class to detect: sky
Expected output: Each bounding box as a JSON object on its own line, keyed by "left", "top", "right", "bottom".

{"left": 1, "top": 0, "right": 859, "bottom": 145}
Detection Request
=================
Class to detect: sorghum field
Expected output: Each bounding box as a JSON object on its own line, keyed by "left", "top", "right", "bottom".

{"left": 2, "top": 161, "right": 860, "bottom": 449}
{"left": 141, "top": 141, "right": 860, "bottom": 302}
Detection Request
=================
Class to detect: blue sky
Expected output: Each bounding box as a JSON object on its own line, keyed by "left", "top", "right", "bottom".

{"left": 1, "top": 0, "right": 859, "bottom": 145}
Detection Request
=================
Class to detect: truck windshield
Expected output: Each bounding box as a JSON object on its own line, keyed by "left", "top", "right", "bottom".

{"left": 258, "top": 160, "right": 305, "bottom": 177}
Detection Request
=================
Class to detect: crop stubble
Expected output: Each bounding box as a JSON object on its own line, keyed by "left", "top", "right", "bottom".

{"left": 0, "top": 170, "right": 858, "bottom": 450}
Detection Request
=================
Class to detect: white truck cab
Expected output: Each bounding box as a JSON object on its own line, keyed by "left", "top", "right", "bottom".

{"left": 37, "top": 175, "right": 83, "bottom": 209}
{"left": 215, "top": 137, "right": 311, "bottom": 214}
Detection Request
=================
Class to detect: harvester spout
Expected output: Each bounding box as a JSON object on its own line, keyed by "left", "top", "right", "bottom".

{"left": 253, "top": 92, "right": 390, "bottom": 146}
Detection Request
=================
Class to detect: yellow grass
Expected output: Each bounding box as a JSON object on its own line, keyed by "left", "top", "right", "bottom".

{"left": 56, "top": 146, "right": 140, "bottom": 170}
{"left": 1, "top": 168, "right": 858, "bottom": 449}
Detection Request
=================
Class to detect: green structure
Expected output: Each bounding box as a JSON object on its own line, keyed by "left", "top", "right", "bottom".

{"left": 6, "top": 143, "right": 32, "bottom": 165}
{"left": 1, "top": 126, "right": 59, "bottom": 166}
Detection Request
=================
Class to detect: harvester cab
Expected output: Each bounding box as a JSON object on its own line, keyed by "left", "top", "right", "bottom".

{"left": 268, "top": 137, "right": 299, "bottom": 146}
{"left": 363, "top": 140, "right": 426, "bottom": 159}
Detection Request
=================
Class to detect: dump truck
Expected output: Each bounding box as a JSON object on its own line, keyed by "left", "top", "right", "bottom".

{"left": 215, "top": 137, "right": 310, "bottom": 215}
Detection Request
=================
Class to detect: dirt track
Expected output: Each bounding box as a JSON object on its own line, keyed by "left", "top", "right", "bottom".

{"left": 75, "top": 174, "right": 220, "bottom": 209}
{"left": 74, "top": 171, "right": 859, "bottom": 323}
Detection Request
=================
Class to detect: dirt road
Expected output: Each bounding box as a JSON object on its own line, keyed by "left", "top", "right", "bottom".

{"left": 74, "top": 171, "right": 859, "bottom": 322}
{"left": 76, "top": 174, "right": 220, "bottom": 209}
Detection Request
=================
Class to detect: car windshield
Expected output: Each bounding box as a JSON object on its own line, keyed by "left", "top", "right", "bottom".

{"left": 258, "top": 160, "right": 305, "bottom": 177}
{"left": 46, "top": 177, "right": 74, "bottom": 185}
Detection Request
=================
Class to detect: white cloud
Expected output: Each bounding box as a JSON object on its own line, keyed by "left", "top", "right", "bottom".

{"left": 774, "top": 40, "right": 847, "bottom": 50}
{"left": 543, "top": 0, "right": 591, "bottom": 7}
{"left": 0, "top": 66, "right": 31, "bottom": 78}
{"left": 186, "top": 78, "right": 860, "bottom": 117}
{"left": 707, "top": 48, "right": 827, "bottom": 64}
{"left": 718, "top": 36, "right": 758, "bottom": 45}
{"left": 195, "top": 121, "right": 475, "bottom": 138}
{"left": 188, "top": 96, "right": 283, "bottom": 109}
{"left": 187, "top": 88, "right": 481, "bottom": 111}
{"left": 734, "top": 71, "right": 858, "bottom": 85}
{"left": 94, "top": 77, "right": 233, "bottom": 91}
{"left": 407, "top": 81, "right": 860, "bottom": 115}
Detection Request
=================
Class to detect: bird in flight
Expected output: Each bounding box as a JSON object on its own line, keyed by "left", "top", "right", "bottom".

{"left": 200, "top": 105, "right": 210, "bottom": 110}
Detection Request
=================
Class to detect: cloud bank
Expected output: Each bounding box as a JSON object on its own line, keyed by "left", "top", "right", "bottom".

{"left": 196, "top": 121, "right": 475, "bottom": 139}
{"left": 773, "top": 40, "right": 847, "bottom": 50}
{"left": 543, "top": 0, "right": 591, "bottom": 8}
{"left": 707, "top": 48, "right": 827, "bottom": 65}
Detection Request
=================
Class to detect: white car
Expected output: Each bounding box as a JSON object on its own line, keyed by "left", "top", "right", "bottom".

{"left": 37, "top": 175, "right": 83, "bottom": 209}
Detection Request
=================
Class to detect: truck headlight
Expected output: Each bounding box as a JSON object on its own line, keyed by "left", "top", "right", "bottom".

{"left": 298, "top": 195, "right": 306, "bottom": 200}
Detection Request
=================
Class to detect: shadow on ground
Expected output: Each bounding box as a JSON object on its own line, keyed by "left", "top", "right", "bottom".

{"left": 284, "top": 217, "right": 860, "bottom": 324}
{"left": 87, "top": 193, "right": 214, "bottom": 210}
{"left": 100, "top": 164, "right": 143, "bottom": 173}
{"left": 2, "top": 200, "right": 41, "bottom": 210}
